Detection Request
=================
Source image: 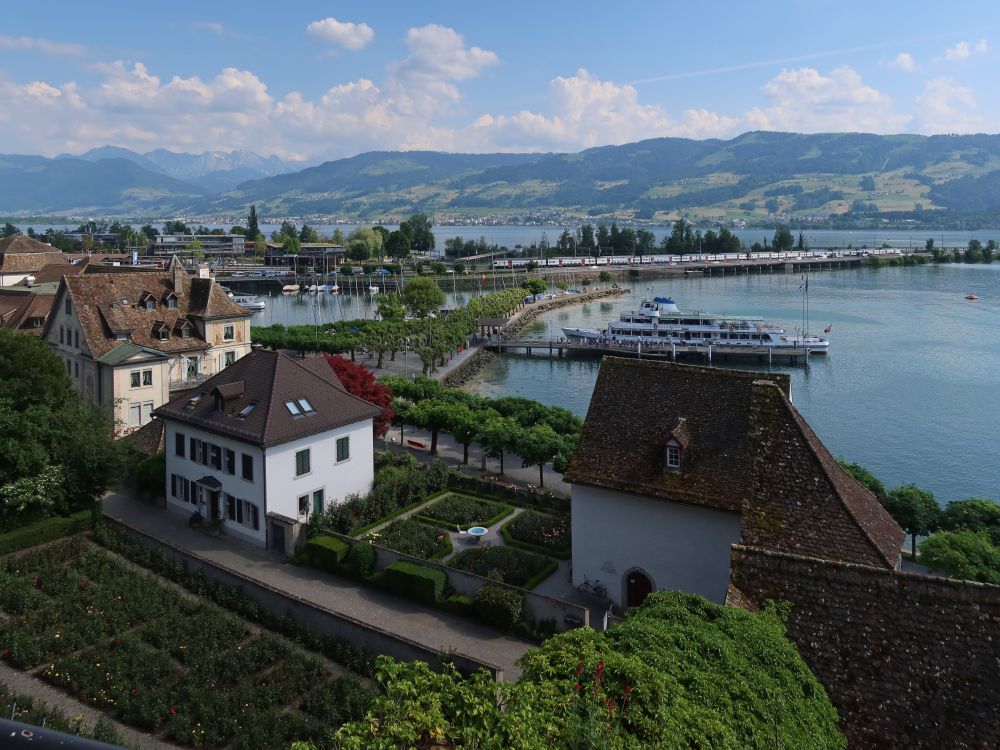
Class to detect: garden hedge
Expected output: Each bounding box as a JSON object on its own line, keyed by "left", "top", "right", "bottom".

{"left": 379, "top": 561, "right": 447, "bottom": 605}
{"left": 306, "top": 536, "right": 351, "bottom": 572}
{"left": 474, "top": 584, "right": 524, "bottom": 631}
{"left": 0, "top": 510, "right": 91, "bottom": 555}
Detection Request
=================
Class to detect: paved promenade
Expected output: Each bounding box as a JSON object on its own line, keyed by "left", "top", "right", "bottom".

{"left": 102, "top": 491, "right": 532, "bottom": 679}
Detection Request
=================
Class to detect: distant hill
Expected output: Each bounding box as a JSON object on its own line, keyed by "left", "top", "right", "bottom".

{"left": 0, "top": 154, "right": 205, "bottom": 215}
{"left": 194, "top": 132, "right": 1000, "bottom": 222}
{"left": 10, "top": 132, "right": 1000, "bottom": 221}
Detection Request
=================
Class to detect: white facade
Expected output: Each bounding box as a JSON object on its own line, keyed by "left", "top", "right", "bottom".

{"left": 161, "top": 416, "right": 374, "bottom": 549}
{"left": 571, "top": 485, "right": 741, "bottom": 607}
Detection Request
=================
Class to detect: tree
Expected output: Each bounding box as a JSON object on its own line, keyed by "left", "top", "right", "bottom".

{"left": 401, "top": 213, "right": 435, "bottom": 255}
{"left": 772, "top": 224, "right": 794, "bottom": 251}
{"left": 282, "top": 235, "right": 301, "bottom": 254}
{"left": 328, "top": 591, "right": 845, "bottom": 749}
{"left": 447, "top": 404, "right": 483, "bottom": 465}
{"left": 246, "top": 205, "right": 260, "bottom": 239}
{"left": 253, "top": 235, "right": 267, "bottom": 257}
{"left": 838, "top": 459, "right": 886, "bottom": 501}
{"left": 186, "top": 237, "right": 204, "bottom": 260}
{"left": 2, "top": 222, "right": 21, "bottom": 238}
{"left": 322, "top": 354, "right": 393, "bottom": 436}
{"left": 480, "top": 415, "right": 518, "bottom": 474}
{"left": 940, "top": 498, "right": 1000, "bottom": 545}
{"left": 346, "top": 227, "right": 383, "bottom": 262}
{"left": 579, "top": 224, "right": 595, "bottom": 250}
{"left": 925, "top": 237, "right": 935, "bottom": 253}
{"left": 384, "top": 230, "right": 411, "bottom": 260}
{"left": 765, "top": 198, "right": 780, "bottom": 214}
{"left": 596, "top": 224, "right": 611, "bottom": 251}
{"left": 140, "top": 224, "right": 159, "bottom": 240}
{"left": 299, "top": 224, "right": 320, "bottom": 243}
{"left": 919, "top": 530, "right": 1000, "bottom": 584}
{"left": 0, "top": 330, "right": 124, "bottom": 529}
{"left": 375, "top": 294, "right": 407, "bottom": 322}
{"left": 163, "top": 220, "right": 189, "bottom": 234}
{"left": 860, "top": 175, "right": 876, "bottom": 191}
{"left": 402, "top": 277, "right": 445, "bottom": 319}
{"left": 523, "top": 278, "right": 547, "bottom": 297}
{"left": 407, "top": 399, "right": 454, "bottom": 454}
{"left": 274, "top": 220, "right": 297, "bottom": 241}
{"left": 884, "top": 483, "right": 941, "bottom": 557}
{"left": 636, "top": 229, "right": 656, "bottom": 256}
{"left": 518, "top": 423, "right": 563, "bottom": 487}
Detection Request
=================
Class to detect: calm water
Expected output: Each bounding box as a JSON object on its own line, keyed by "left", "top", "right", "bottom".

{"left": 463, "top": 265, "right": 1000, "bottom": 503}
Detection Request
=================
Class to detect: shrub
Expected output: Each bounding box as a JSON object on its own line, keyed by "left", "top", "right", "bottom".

{"left": 306, "top": 536, "right": 350, "bottom": 572}
{"left": 427, "top": 459, "right": 450, "bottom": 491}
{"left": 135, "top": 452, "right": 166, "bottom": 499}
{"left": 371, "top": 520, "right": 451, "bottom": 560}
{"left": 504, "top": 510, "right": 571, "bottom": 557}
{"left": 344, "top": 541, "right": 377, "bottom": 578}
{"left": 448, "top": 545, "right": 555, "bottom": 588}
{"left": 0, "top": 510, "right": 91, "bottom": 555}
{"left": 474, "top": 584, "right": 524, "bottom": 630}
{"left": 441, "top": 594, "right": 475, "bottom": 616}
{"left": 421, "top": 494, "right": 511, "bottom": 530}
{"left": 380, "top": 561, "right": 447, "bottom": 604}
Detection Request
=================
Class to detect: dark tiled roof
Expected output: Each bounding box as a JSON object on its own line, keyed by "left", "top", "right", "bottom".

{"left": 30, "top": 262, "right": 88, "bottom": 284}
{"left": 59, "top": 270, "right": 249, "bottom": 359}
{"left": 298, "top": 354, "right": 346, "bottom": 391}
{"left": 565, "top": 358, "right": 789, "bottom": 513}
{"left": 0, "top": 290, "right": 55, "bottom": 336}
{"left": 0, "top": 235, "right": 60, "bottom": 254}
{"left": 154, "top": 349, "right": 381, "bottom": 447}
{"left": 123, "top": 418, "right": 165, "bottom": 457}
{"left": 567, "top": 357, "right": 903, "bottom": 569}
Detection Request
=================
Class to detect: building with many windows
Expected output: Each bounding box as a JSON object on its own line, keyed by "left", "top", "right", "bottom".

{"left": 43, "top": 256, "right": 252, "bottom": 431}
{"left": 154, "top": 349, "right": 381, "bottom": 552}
{"left": 151, "top": 234, "right": 247, "bottom": 257}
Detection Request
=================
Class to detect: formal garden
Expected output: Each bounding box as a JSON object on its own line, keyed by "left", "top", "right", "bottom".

{"left": 0, "top": 535, "right": 377, "bottom": 750}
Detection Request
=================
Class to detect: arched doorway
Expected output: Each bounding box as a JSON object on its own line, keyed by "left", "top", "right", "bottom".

{"left": 625, "top": 570, "right": 653, "bottom": 608}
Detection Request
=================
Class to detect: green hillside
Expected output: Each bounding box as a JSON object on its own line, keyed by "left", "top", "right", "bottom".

{"left": 194, "top": 131, "right": 1000, "bottom": 222}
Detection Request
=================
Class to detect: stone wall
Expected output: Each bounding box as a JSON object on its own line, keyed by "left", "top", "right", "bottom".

{"left": 730, "top": 545, "right": 1000, "bottom": 749}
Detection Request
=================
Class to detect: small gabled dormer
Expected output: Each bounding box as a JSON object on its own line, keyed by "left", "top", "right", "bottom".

{"left": 211, "top": 380, "right": 245, "bottom": 412}
{"left": 139, "top": 292, "right": 157, "bottom": 312}
{"left": 163, "top": 291, "right": 178, "bottom": 310}
{"left": 665, "top": 417, "right": 690, "bottom": 472}
{"left": 173, "top": 318, "right": 194, "bottom": 339}
{"left": 151, "top": 320, "right": 170, "bottom": 342}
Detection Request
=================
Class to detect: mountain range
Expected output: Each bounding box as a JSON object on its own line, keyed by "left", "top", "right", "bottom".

{"left": 5, "top": 132, "right": 1000, "bottom": 223}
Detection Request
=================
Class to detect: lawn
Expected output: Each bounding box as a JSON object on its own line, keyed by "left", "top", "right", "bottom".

{"left": 0, "top": 538, "right": 373, "bottom": 750}
{"left": 417, "top": 493, "right": 513, "bottom": 531}
{"left": 368, "top": 519, "right": 451, "bottom": 560}
{"left": 447, "top": 545, "right": 557, "bottom": 589}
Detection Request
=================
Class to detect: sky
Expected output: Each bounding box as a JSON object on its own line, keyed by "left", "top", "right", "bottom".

{"left": 2, "top": 0, "right": 999, "bottom": 162}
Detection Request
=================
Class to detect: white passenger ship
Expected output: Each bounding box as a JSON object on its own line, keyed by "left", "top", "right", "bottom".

{"left": 562, "top": 297, "right": 829, "bottom": 352}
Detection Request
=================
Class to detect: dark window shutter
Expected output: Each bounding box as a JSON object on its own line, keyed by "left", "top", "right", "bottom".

{"left": 170, "top": 474, "right": 177, "bottom": 497}
{"left": 190, "top": 437, "right": 197, "bottom": 460}
{"left": 251, "top": 505, "right": 259, "bottom": 530}
{"left": 237, "top": 499, "right": 243, "bottom": 523}
{"left": 227, "top": 494, "right": 235, "bottom": 521}
{"left": 175, "top": 433, "right": 185, "bottom": 457}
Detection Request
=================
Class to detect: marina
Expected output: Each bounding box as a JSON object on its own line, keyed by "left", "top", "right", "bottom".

{"left": 489, "top": 337, "right": 818, "bottom": 364}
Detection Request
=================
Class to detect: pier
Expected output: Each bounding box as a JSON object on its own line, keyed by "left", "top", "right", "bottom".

{"left": 488, "top": 338, "right": 819, "bottom": 365}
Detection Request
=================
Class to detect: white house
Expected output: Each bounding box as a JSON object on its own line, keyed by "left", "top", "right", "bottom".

{"left": 154, "top": 349, "right": 382, "bottom": 553}
{"left": 564, "top": 358, "right": 903, "bottom": 609}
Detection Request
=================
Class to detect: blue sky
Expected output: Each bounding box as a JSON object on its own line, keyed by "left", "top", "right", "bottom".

{"left": 2, "top": 1, "right": 999, "bottom": 160}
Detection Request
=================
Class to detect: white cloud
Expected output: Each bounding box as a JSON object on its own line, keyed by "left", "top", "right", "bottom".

{"left": 192, "top": 21, "right": 225, "bottom": 35}
{"left": 914, "top": 77, "right": 987, "bottom": 133}
{"left": 306, "top": 17, "right": 374, "bottom": 51}
{"left": 944, "top": 39, "right": 988, "bottom": 61}
{"left": 0, "top": 34, "right": 86, "bottom": 56}
{"left": 744, "top": 65, "right": 910, "bottom": 133}
{"left": 887, "top": 52, "right": 916, "bottom": 72}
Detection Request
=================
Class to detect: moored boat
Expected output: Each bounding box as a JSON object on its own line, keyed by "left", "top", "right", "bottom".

{"left": 229, "top": 294, "right": 266, "bottom": 311}
{"left": 282, "top": 284, "right": 301, "bottom": 293}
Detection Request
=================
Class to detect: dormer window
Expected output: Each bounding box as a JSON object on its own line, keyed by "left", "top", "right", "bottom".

{"left": 140, "top": 293, "right": 156, "bottom": 311}
{"left": 164, "top": 292, "right": 178, "bottom": 309}
{"left": 666, "top": 443, "right": 681, "bottom": 469}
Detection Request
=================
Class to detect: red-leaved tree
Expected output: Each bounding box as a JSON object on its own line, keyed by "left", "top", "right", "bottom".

{"left": 323, "top": 353, "right": 394, "bottom": 436}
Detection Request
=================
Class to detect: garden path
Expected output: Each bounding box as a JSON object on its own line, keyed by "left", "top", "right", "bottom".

{"left": 0, "top": 660, "right": 174, "bottom": 750}
{"left": 103, "top": 492, "right": 532, "bottom": 680}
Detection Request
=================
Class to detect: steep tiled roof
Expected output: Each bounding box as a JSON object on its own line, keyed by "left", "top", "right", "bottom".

{"left": 0, "top": 234, "right": 60, "bottom": 254}
{"left": 154, "top": 349, "right": 381, "bottom": 447}
{"left": 0, "top": 289, "right": 55, "bottom": 335}
{"left": 565, "top": 358, "right": 790, "bottom": 512}
{"left": 124, "top": 417, "right": 165, "bottom": 457}
{"left": 567, "top": 357, "right": 903, "bottom": 569}
{"left": 59, "top": 270, "right": 249, "bottom": 359}
{"left": 30, "top": 261, "right": 88, "bottom": 284}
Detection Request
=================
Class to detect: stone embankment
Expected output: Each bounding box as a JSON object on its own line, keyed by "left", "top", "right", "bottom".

{"left": 442, "top": 285, "right": 629, "bottom": 387}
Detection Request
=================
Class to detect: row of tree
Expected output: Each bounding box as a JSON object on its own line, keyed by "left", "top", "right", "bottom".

{"left": 840, "top": 460, "right": 1000, "bottom": 582}
{"left": 926, "top": 237, "right": 999, "bottom": 264}
{"left": 381, "top": 375, "right": 582, "bottom": 486}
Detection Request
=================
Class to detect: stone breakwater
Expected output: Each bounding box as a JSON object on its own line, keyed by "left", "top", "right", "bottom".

{"left": 442, "top": 286, "right": 630, "bottom": 388}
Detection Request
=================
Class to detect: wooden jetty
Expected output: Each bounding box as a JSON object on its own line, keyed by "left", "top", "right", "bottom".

{"left": 488, "top": 338, "right": 821, "bottom": 365}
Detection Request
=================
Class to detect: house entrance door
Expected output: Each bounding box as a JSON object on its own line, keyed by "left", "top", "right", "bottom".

{"left": 209, "top": 491, "right": 220, "bottom": 520}
{"left": 626, "top": 571, "right": 653, "bottom": 608}
{"left": 270, "top": 522, "right": 285, "bottom": 554}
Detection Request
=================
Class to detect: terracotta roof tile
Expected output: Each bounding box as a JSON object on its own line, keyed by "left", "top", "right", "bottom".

{"left": 0, "top": 289, "right": 55, "bottom": 335}
{"left": 123, "top": 418, "right": 165, "bottom": 457}
{"left": 154, "top": 349, "right": 381, "bottom": 447}
{"left": 0, "top": 235, "right": 60, "bottom": 254}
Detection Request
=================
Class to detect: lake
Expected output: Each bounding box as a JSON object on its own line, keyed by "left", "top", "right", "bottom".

{"left": 459, "top": 264, "right": 1000, "bottom": 504}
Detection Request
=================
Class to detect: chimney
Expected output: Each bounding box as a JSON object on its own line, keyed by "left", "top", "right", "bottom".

{"left": 170, "top": 255, "right": 186, "bottom": 293}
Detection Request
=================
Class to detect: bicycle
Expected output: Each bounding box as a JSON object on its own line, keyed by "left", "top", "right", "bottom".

{"left": 577, "top": 575, "right": 607, "bottom": 598}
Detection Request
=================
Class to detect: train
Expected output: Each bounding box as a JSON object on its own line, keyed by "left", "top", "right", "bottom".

{"left": 490, "top": 248, "right": 905, "bottom": 269}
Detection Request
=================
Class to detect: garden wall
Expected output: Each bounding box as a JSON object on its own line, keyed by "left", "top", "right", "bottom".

{"left": 104, "top": 517, "right": 505, "bottom": 681}
{"left": 730, "top": 544, "right": 1000, "bottom": 749}
{"left": 325, "top": 528, "right": 589, "bottom": 631}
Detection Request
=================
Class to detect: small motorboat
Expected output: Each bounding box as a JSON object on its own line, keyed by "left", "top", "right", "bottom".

{"left": 282, "top": 284, "right": 301, "bottom": 293}
{"left": 368, "top": 285, "right": 380, "bottom": 295}
{"left": 965, "top": 294, "right": 980, "bottom": 301}
{"left": 319, "top": 284, "right": 339, "bottom": 293}
{"left": 229, "top": 294, "right": 266, "bottom": 311}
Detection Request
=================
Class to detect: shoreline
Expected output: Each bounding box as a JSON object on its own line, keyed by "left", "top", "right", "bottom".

{"left": 440, "top": 286, "right": 630, "bottom": 388}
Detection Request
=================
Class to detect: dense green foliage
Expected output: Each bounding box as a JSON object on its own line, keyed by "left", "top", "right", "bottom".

{"left": 0, "top": 329, "right": 125, "bottom": 531}
{"left": 919, "top": 530, "right": 1000, "bottom": 584}
{"left": 0, "top": 538, "right": 376, "bottom": 749}
{"left": 0, "top": 680, "right": 123, "bottom": 745}
{"left": 448, "top": 545, "right": 556, "bottom": 589}
{"left": 369, "top": 519, "right": 451, "bottom": 560}
{"left": 380, "top": 561, "right": 447, "bottom": 605}
{"left": 135, "top": 451, "right": 166, "bottom": 499}
{"left": 306, "top": 536, "right": 351, "bottom": 571}
{"left": 883, "top": 483, "right": 941, "bottom": 557}
{"left": 419, "top": 493, "right": 512, "bottom": 530}
{"left": 0, "top": 510, "right": 91, "bottom": 555}
{"left": 939, "top": 498, "right": 1000, "bottom": 545}
{"left": 503, "top": 510, "right": 571, "bottom": 558}
{"left": 838, "top": 458, "right": 887, "bottom": 501}
{"left": 474, "top": 583, "right": 524, "bottom": 631}
{"left": 321, "top": 591, "right": 844, "bottom": 749}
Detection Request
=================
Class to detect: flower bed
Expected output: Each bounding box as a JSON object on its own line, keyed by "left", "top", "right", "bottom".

{"left": 417, "top": 493, "right": 513, "bottom": 532}
{"left": 1, "top": 538, "right": 376, "bottom": 750}
{"left": 368, "top": 519, "right": 452, "bottom": 560}
{"left": 502, "top": 510, "right": 571, "bottom": 559}
{"left": 447, "top": 545, "right": 557, "bottom": 589}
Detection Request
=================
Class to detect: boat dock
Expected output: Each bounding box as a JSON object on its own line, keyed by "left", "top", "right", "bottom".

{"left": 487, "top": 338, "right": 821, "bottom": 365}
